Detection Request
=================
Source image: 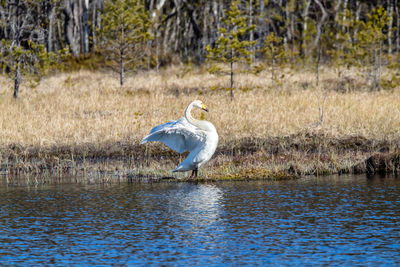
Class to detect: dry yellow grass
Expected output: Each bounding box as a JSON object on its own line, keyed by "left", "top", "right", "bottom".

{"left": 0, "top": 66, "right": 399, "bottom": 179}
{"left": 0, "top": 66, "right": 399, "bottom": 146}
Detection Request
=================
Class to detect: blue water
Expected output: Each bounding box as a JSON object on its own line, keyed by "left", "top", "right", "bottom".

{"left": 0, "top": 175, "right": 399, "bottom": 265}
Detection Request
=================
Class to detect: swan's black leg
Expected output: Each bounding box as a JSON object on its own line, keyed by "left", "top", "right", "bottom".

{"left": 189, "top": 169, "right": 198, "bottom": 179}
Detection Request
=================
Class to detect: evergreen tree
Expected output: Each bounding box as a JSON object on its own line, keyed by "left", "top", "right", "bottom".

{"left": 206, "top": 0, "right": 256, "bottom": 100}
{"left": 357, "top": 6, "right": 389, "bottom": 90}
{"left": 100, "top": 0, "right": 151, "bottom": 87}
{"left": 262, "top": 32, "right": 288, "bottom": 86}
{"left": 0, "top": 40, "right": 66, "bottom": 98}
{"left": 0, "top": 1, "right": 67, "bottom": 98}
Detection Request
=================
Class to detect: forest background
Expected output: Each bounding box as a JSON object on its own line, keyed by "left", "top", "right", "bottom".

{"left": 1, "top": 0, "right": 399, "bottom": 92}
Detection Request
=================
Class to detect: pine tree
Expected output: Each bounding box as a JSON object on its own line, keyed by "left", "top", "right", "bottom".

{"left": 262, "top": 32, "right": 288, "bottom": 86}
{"left": 206, "top": 0, "right": 256, "bottom": 100}
{"left": 100, "top": 0, "right": 152, "bottom": 87}
{"left": 0, "top": 1, "right": 67, "bottom": 98}
{"left": 0, "top": 40, "right": 67, "bottom": 98}
{"left": 357, "top": 6, "right": 389, "bottom": 90}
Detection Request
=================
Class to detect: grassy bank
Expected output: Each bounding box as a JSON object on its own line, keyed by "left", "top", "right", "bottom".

{"left": 1, "top": 66, "right": 400, "bottom": 182}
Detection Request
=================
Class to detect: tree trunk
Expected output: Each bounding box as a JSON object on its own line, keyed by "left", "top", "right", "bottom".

{"left": 396, "top": 0, "right": 400, "bottom": 52}
{"left": 300, "top": 0, "right": 311, "bottom": 59}
{"left": 376, "top": 42, "right": 382, "bottom": 90}
{"left": 316, "top": 44, "right": 321, "bottom": 86}
{"left": 287, "top": 0, "right": 296, "bottom": 57}
{"left": 147, "top": 40, "right": 151, "bottom": 70}
{"left": 13, "top": 63, "right": 21, "bottom": 99}
{"left": 313, "top": 0, "right": 327, "bottom": 47}
{"left": 82, "top": 0, "right": 89, "bottom": 54}
{"left": 341, "top": 0, "right": 348, "bottom": 32}
{"left": 271, "top": 50, "right": 275, "bottom": 83}
{"left": 73, "top": 0, "right": 82, "bottom": 54}
{"left": 249, "top": 0, "right": 254, "bottom": 63}
{"left": 47, "top": 4, "right": 56, "bottom": 52}
{"left": 163, "top": 16, "right": 173, "bottom": 55}
{"left": 120, "top": 53, "right": 125, "bottom": 87}
{"left": 285, "top": 2, "right": 291, "bottom": 42}
{"left": 212, "top": 0, "right": 224, "bottom": 41}
{"left": 92, "top": 0, "right": 104, "bottom": 51}
{"left": 388, "top": 0, "right": 393, "bottom": 54}
{"left": 230, "top": 60, "right": 234, "bottom": 101}
{"left": 202, "top": 1, "right": 210, "bottom": 53}
{"left": 333, "top": 0, "right": 342, "bottom": 39}
{"left": 92, "top": 0, "right": 97, "bottom": 50}
{"left": 258, "top": 0, "right": 265, "bottom": 51}
{"left": 64, "top": 0, "right": 80, "bottom": 56}
{"left": 355, "top": 1, "right": 361, "bottom": 34}
{"left": 156, "top": 37, "right": 160, "bottom": 72}
{"left": 91, "top": 0, "right": 104, "bottom": 51}
{"left": 0, "top": 6, "right": 7, "bottom": 39}
{"left": 173, "top": 0, "right": 180, "bottom": 53}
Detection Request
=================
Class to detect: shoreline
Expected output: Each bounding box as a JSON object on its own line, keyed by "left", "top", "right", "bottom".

{"left": 1, "top": 132, "right": 399, "bottom": 183}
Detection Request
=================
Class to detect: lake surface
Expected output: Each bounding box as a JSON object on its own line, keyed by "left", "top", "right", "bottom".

{"left": 0, "top": 174, "right": 399, "bottom": 265}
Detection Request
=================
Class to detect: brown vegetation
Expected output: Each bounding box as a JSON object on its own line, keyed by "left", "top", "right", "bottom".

{"left": 1, "top": 66, "right": 400, "bottom": 182}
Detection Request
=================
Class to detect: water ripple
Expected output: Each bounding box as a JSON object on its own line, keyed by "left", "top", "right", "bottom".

{"left": 0, "top": 175, "right": 399, "bottom": 265}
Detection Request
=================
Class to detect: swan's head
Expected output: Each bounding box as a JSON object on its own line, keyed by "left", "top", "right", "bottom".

{"left": 192, "top": 100, "right": 209, "bottom": 112}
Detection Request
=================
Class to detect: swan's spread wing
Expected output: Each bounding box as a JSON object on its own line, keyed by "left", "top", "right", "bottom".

{"left": 140, "top": 118, "right": 206, "bottom": 153}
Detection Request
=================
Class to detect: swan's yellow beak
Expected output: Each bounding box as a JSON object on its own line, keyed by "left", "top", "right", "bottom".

{"left": 202, "top": 104, "right": 209, "bottom": 112}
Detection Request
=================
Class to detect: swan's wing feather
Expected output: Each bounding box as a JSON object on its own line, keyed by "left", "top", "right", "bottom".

{"left": 140, "top": 118, "right": 206, "bottom": 153}
{"left": 147, "top": 120, "right": 177, "bottom": 135}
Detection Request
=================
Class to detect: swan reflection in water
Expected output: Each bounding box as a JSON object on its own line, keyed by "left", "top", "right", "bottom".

{"left": 166, "top": 184, "right": 224, "bottom": 235}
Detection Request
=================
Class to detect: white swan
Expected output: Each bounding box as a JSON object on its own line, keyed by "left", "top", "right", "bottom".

{"left": 140, "top": 100, "right": 219, "bottom": 178}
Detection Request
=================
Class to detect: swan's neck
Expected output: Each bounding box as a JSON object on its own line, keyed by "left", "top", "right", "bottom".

{"left": 185, "top": 103, "right": 204, "bottom": 129}
{"left": 185, "top": 103, "right": 216, "bottom": 133}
